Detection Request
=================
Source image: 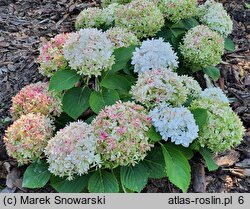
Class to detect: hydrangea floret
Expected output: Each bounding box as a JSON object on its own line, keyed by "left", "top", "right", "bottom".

{"left": 115, "top": 0, "right": 164, "bottom": 38}
{"left": 181, "top": 75, "right": 202, "bottom": 99}
{"left": 37, "top": 33, "right": 68, "bottom": 77}
{"left": 150, "top": 103, "right": 199, "bottom": 147}
{"left": 179, "top": 25, "right": 224, "bottom": 68}
{"left": 3, "top": 113, "right": 54, "bottom": 165}
{"left": 130, "top": 68, "right": 188, "bottom": 108}
{"left": 106, "top": 27, "right": 139, "bottom": 48}
{"left": 92, "top": 101, "right": 153, "bottom": 168}
{"left": 131, "top": 38, "right": 178, "bottom": 73}
{"left": 198, "top": 0, "right": 233, "bottom": 37}
{"left": 158, "top": 0, "right": 198, "bottom": 23}
{"left": 45, "top": 121, "right": 100, "bottom": 180}
{"left": 201, "top": 87, "right": 229, "bottom": 103}
{"left": 190, "top": 98, "right": 245, "bottom": 153}
{"left": 11, "top": 82, "right": 62, "bottom": 120}
{"left": 63, "top": 28, "right": 114, "bottom": 77}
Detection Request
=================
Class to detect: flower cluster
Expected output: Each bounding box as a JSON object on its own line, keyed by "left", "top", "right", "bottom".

{"left": 158, "top": 0, "right": 198, "bottom": 23}
{"left": 179, "top": 25, "right": 224, "bottom": 68}
{"left": 75, "top": 4, "right": 122, "bottom": 30}
{"left": 106, "top": 27, "right": 139, "bottom": 48}
{"left": 11, "top": 82, "right": 62, "bottom": 120}
{"left": 181, "top": 75, "right": 202, "bottom": 99}
{"left": 37, "top": 33, "right": 68, "bottom": 77}
{"left": 131, "top": 38, "right": 178, "bottom": 73}
{"left": 3, "top": 113, "right": 54, "bottom": 165}
{"left": 115, "top": 0, "right": 164, "bottom": 38}
{"left": 101, "top": 0, "right": 131, "bottom": 7}
{"left": 63, "top": 28, "right": 114, "bottom": 77}
{"left": 150, "top": 103, "right": 199, "bottom": 147}
{"left": 130, "top": 68, "right": 188, "bottom": 108}
{"left": 45, "top": 121, "right": 100, "bottom": 180}
{"left": 190, "top": 98, "right": 245, "bottom": 153}
{"left": 198, "top": 0, "right": 233, "bottom": 37}
{"left": 201, "top": 87, "right": 229, "bottom": 103}
{"left": 92, "top": 101, "right": 153, "bottom": 168}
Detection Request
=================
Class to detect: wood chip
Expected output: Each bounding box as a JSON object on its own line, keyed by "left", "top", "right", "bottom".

{"left": 215, "top": 150, "right": 240, "bottom": 167}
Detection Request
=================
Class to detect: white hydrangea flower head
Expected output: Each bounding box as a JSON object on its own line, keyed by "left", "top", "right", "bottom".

{"left": 201, "top": 87, "right": 229, "bottom": 103}
{"left": 106, "top": 27, "right": 140, "bottom": 48}
{"left": 63, "top": 28, "right": 114, "bottom": 77}
{"left": 198, "top": 0, "right": 233, "bottom": 37}
{"left": 45, "top": 121, "right": 100, "bottom": 180}
{"left": 130, "top": 68, "right": 189, "bottom": 108}
{"left": 131, "top": 38, "right": 179, "bottom": 73}
{"left": 150, "top": 103, "right": 199, "bottom": 147}
{"left": 181, "top": 75, "right": 202, "bottom": 99}
{"left": 101, "top": 0, "right": 131, "bottom": 7}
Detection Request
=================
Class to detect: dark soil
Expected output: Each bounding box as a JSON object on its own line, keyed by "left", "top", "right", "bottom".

{"left": 0, "top": 0, "right": 250, "bottom": 193}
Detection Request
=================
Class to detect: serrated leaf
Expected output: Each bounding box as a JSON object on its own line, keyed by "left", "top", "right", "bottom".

{"left": 49, "top": 69, "right": 81, "bottom": 92}
{"left": 101, "top": 73, "right": 131, "bottom": 92}
{"left": 147, "top": 126, "right": 162, "bottom": 142}
{"left": 111, "top": 46, "right": 136, "bottom": 73}
{"left": 50, "top": 174, "right": 90, "bottom": 193}
{"left": 203, "top": 66, "right": 220, "bottom": 80}
{"left": 199, "top": 148, "right": 218, "bottom": 171}
{"left": 143, "top": 146, "right": 166, "bottom": 179}
{"left": 62, "top": 86, "right": 91, "bottom": 119}
{"left": 182, "top": 18, "right": 199, "bottom": 30}
{"left": 120, "top": 162, "right": 149, "bottom": 192}
{"left": 22, "top": 160, "right": 51, "bottom": 189}
{"left": 224, "top": 37, "right": 235, "bottom": 52}
{"left": 89, "top": 88, "right": 119, "bottom": 114}
{"left": 191, "top": 108, "right": 208, "bottom": 129}
{"left": 168, "top": 143, "right": 194, "bottom": 160}
{"left": 161, "top": 143, "right": 191, "bottom": 192}
{"left": 88, "top": 170, "right": 119, "bottom": 193}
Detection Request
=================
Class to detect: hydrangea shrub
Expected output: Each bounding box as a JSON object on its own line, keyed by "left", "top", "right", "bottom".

{"left": 4, "top": 0, "right": 244, "bottom": 193}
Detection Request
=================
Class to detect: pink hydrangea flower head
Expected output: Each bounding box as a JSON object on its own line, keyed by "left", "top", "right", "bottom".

{"left": 92, "top": 101, "right": 153, "bottom": 168}
{"left": 37, "top": 33, "right": 69, "bottom": 77}
{"left": 11, "top": 82, "right": 62, "bottom": 120}
{"left": 3, "top": 113, "right": 54, "bottom": 165}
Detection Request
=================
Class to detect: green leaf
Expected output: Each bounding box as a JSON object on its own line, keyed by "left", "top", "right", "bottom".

{"left": 147, "top": 126, "right": 162, "bottom": 142}
{"left": 172, "top": 145, "right": 194, "bottom": 160}
{"left": 199, "top": 148, "right": 218, "bottom": 171}
{"left": 156, "top": 25, "right": 173, "bottom": 42}
{"left": 22, "top": 160, "right": 51, "bottom": 189}
{"left": 191, "top": 108, "right": 208, "bottom": 129}
{"left": 143, "top": 146, "right": 166, "bottom": 179}
{"left": 101, "top": 73, "right": 131, "bottom": 92}
{"left": 50, "top": 175, "right": 90, "bottom": 193}
{"left": 245, "top": 3, "right": 250, "bottom": 9}
{"left": 88, "top": 170, "right": 119, "bottom": 193}
{"left": 203, "top": 66, "right": 220, "bottom": 80}
{"left": 182, "top": 18, "right": 200, "bottom": 30}
{"left": 224, "top": 37, "right": 235, "bottom": 52}
{"left": 62, "top": 86, "right": 91, "bottom": 119}
{"left": 120, "top": 162, "right": 149, "bottom": 192}
{"left": 89, "top": 88, "right": 119, "bottom": 114}
{"left": 49, "top": 69, "right": 81, "bottom": 92}
{"left": 161, "top": 143, "right": 191, "bottom": 192}
{"left": 54, "top": 112, "right": 74, "bottom": 131}
{"left": 111, "top": 45, "right": 136, "bottom": 73}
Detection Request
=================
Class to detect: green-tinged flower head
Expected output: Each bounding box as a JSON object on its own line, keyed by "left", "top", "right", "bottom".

{"left": 179, "top": 25, "right": 224, "bottom": 68}
{"left": 106, "top": 27, "right": 140, "bottom": 48}
{"left": 3, "top": 113, "right": 54, "bottom": 165}
{"left": 11, "top": 82, "right": 62, "bottom": 120}
{"left": 63, "top": 28, "right": 114, "bottom": 77}
{"left": 37, "top": 33, "right": 69, "bottom": 77}
{"left": 190, "top": 98, "right": 245, "bottom": 153}
{"left": 198, "top": 0, "right": 233, "bottom": 37}
{"left": 180, "top": 75, "right": 202, "bottom": 99}
{"left": 130, "top": 68, "right": 189, "bottom": 108}
{"left": 92, "top": 101, "right": 153, "bottom": 168}
{"left": 158, "top": 0, "right": 198, "bottom": 23}
{"left": 101, "top": 0, "right": 131, "bottom": 7}
{"left": 45, "top": 121, "right": 100, "bottom": 180}
{"left": 115, "top": 0, "right": 164, "bottom": 39}
{"left": 75, "top": 4, "right": 122, "bottom": 30}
